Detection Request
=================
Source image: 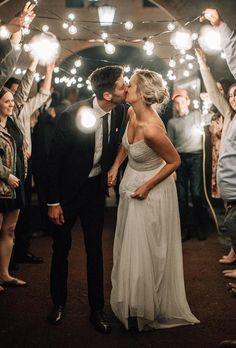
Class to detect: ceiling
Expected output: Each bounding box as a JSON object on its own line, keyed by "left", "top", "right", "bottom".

{"left": 0, "top": 0, "right": 235, "bottom": 83}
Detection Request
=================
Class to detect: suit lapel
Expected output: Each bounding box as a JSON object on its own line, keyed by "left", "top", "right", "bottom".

{"left": 109, "top": 108, "right": 116, "bottom": 148}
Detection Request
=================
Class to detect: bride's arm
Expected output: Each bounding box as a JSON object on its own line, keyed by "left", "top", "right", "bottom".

{"left": 131, "top": 124, "right": 181, "bottom": 200}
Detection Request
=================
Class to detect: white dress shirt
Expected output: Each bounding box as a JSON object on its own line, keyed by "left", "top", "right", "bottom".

{"left": 89, "top": 97, "right": 111, "bottom": 177}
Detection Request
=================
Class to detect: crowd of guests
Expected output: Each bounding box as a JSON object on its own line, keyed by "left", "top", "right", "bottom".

{"left": 1, "top": 3, "right": 236, "bottom": 346}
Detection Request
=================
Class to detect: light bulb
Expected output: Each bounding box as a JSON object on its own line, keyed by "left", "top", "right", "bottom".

{"left": 70, "top": 68, "right": 77, "bottom": 75}
{"left": 169, "top": 59, "right": 176, "bottom": 68}
{"left": 63, "top": 22, "right": 69, "bottom": 29}
{"left": 104, "top": 43, "right": 116, "bottom": 54}
{"left": 68, "top": 25, "right": 77, "bottom": 35}
{"left": 74, "top": 59, "right": 82, "bottom": 67}
{"left": 42, "top": 25, "right": 49, "bottom": 33}
{"left": 167, "top": 22, "right": 175, "bottom": 32}
{"left": 68, "top": 13, "right": 75, "bottom": 21}
{"left": 124, "top": 21, "right": 133, "bottom": 30}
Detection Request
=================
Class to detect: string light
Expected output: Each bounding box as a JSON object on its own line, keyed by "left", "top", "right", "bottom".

{"left": 104, "top": 42, "right": 116, "bottom": 54}
{"left": 101, "top": 32, "right": 108, "bottom": 40}
{"left": 124, "top": 21, "right": 134, "bottom": 30}
{"left": 198, "top": 25, "right": 221, "bottom": 54}
{"left": 124, "top": 65, "right": 131, "bottom": 73}
{"left": 167, "top": 22, "right": 175, "bottom": 32}
{"left": 29, "top": 32, "right": 61, "bottom": 66}
{"left": 68, "top": 24, "right": 78, "bottom": 35}
{"left": 74, "top": 59, "right": 82, "bottom": 67}
{"left": 54, "top": 67, "right": 60, "bottom": 73}
{"left": 42, "top": 25, "right": 49, "bottom": 32}
{"left": 68, "top": 13, "right": 75, "bottom": 21}
{"left": 62, "top": 22, "right": 69, "bottom": 29}
{"left": 169, "top": 58, "right": 176, "bottom": 68}
{"left": 0, "top": 25, "right": 10, "bottom": 39}
{"left": 170, "top": 28, "right": 192, "bottom": 50}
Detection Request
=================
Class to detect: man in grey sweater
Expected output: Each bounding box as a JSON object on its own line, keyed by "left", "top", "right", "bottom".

{"left": 167, "top": 89, "right": 206, "bottom": 241}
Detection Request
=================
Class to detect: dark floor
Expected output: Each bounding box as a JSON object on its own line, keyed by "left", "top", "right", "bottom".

{"left": 0, "top": 207, "right": 235, "bottom": 348}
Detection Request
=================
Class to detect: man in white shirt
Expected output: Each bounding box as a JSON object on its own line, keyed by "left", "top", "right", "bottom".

{"left": 47, "top": 66, "right": 127, "bottom": 333}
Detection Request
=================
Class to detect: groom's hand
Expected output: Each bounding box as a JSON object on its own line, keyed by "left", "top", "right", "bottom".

{"left": 48, "top": 205, "right": 65, "bottom": 225}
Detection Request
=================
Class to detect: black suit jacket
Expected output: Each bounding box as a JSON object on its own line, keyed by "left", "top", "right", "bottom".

{"left": 47, "top": 98, "right": 127, "bottom": 206}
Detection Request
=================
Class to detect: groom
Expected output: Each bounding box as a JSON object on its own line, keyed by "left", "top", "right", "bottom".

{"left": 46, "top": 65, "right": 127, "bottom": 333}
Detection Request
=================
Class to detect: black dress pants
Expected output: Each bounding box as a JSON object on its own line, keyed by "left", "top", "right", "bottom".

{"left": 50, "top": 175, "right": 106, "bottom": 311}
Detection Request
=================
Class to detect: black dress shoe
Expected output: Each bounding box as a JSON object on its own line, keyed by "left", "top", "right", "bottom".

{"left": 48, "top": 305, "right": 64, "bottom": 325}
{"left": 15, "top": 252, "right": 44, "bottom": 264}
{"left": 219, "top": 340, "right": 236, "bottom": 347}
{"left": 90, "top": 310, "right": 111, "bottom": 334}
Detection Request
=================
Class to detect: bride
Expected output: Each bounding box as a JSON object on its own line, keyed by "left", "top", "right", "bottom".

{"left": 108, "top": 69, "right": 199, "bottom": 331}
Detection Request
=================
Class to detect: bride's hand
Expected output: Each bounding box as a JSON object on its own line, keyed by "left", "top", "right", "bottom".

{"left": 130, "top": 184, "right": 149, "bottom": 200}
{"left": 107, "top": 166, "right": 118, "bottom": 187}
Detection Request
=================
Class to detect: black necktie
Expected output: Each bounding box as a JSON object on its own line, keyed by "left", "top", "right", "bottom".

{"left": 101, "top": 113, "right": 109, "bottom": 191}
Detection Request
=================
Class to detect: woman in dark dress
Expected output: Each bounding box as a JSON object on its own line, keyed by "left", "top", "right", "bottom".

{"left": 0, "top": 87, "right": 26, "bottom": 292}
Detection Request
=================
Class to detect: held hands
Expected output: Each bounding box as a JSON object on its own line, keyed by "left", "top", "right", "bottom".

{"left": 7, "top": 174, "right": 20, "bottom": 189}
{"left": 48, "top": 205, "right": 65, "bottom": 225}
{"left": 200, "top": 9, "right": 223, "bottom": 27}
{"left": 130, "top": 184, "right": 150, "bottom": 200}
{"left": 107, "top": 166, "right": 118, "bottom": 187}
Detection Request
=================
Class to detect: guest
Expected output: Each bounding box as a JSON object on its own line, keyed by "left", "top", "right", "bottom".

{"left": 196, "top": 49, "right": 236, "bottom": 264}
{"left": 0, "top": 1, "right": 36, "bottom": 89}
{"left": 167, "top": 89, "right": 206, "bottom": 241}
{"left": 0, "top": 88, "right": 26, "bottom": 290}
{"left": 108, "top": 69, "right": 199, "bottom": 331}
{"left": 201, "top": 8, "right": 236, "bottom": 79}
{"left": 46, "top": 66, "right": 127, "bottom": 332}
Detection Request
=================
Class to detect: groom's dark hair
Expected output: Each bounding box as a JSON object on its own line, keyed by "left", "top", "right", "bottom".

{"left": 89, "top": 65, "right": 124, "bottom": 99}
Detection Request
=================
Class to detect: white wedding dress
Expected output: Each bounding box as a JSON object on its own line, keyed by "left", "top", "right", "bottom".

{"left": 110, "top": 126, "right": 199, "bottom": 331}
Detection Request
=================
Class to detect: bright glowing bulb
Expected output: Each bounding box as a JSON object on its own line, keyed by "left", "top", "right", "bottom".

{"left": 29, "top": 32, "right": 61, "bottom": 66}
{"left": 198, "top": 25, "right": 221, "bottom": 54}
{"left": 68, "top": 13, "right": 75, "bottom": 21}
{"left": 167, "top": 22, "right": 175, "bottom": 32}
{"left": 183, "top": 70, "right": 190, "bottom": 77}
{"left": 77, "top": 77, "right": 83, "bottom": 82}
{"left": 70, "top": 68, "right": 77, "bottom": 75}
{"left": 68, "top": 25, "right": 77, "bottom": 35}
{"left": 179, "top": 57, "right": 185, "bottom": 64}
{"left": 192, "top": 32, "right": 198, "bottom": 40}
{"left": 169, "top": 59, "right": 176, "bottom": 68}
{"left": 63, "top": 22, "right": 69, "bottom": 29}
{"left": 77, "top": 83, "right": 83, "bottom": 88}
{"left": 42, "top": 25, "right": 49, "bottom": 33}
{"left": 74, "top": 59, "right": 82, "bottom": 67}
{"left": 185, "top": 54, "right": 194, "bottom": 60}
{"left": 54, "top": 77, "right": 60, "bottom": 84}
{"left": 101, "top": 32, "right": 108, "bottom": 40}
{"left": 0, "top": 25, "right": 10, "bottom": 39}
{"left": 170, "top": 28, "right": 192, "bottom": 50}
{"left": 124, "top": 65, "right": 131, "bottom": 73}
{"left": 124, "top": 21, "right": 133, "bottom": 30}
{"left": 104, "top": 42, "right": 116, "bottom": 54}
{"left": 15, "top": 68, "right": 22, "bottom": 75}
{"left": 143, "top": 40, "right": 154, "bottom": 51}
{"left": 54, "top": 67, "right": 59, "bottom": 73}
{"left": 76, "top": 106, "right": 97, "bottom": 133}
{"left": 146, "top": 50, "right": 153, "bottom": 56}
{"left": 87, "top": 85, "right": 92, "bottom": 91}
{"left": 188, "top": 63, "right": 194, "bottom": 69}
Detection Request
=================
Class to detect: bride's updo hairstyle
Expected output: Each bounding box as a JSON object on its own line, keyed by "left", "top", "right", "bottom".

{"left": 133, "top": 69, "right": 169, "bottom": 108}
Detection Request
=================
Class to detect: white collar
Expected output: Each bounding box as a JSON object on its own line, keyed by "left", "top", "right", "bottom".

{"left": 93, "top": 97, "right": 111, "bottom": 119}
